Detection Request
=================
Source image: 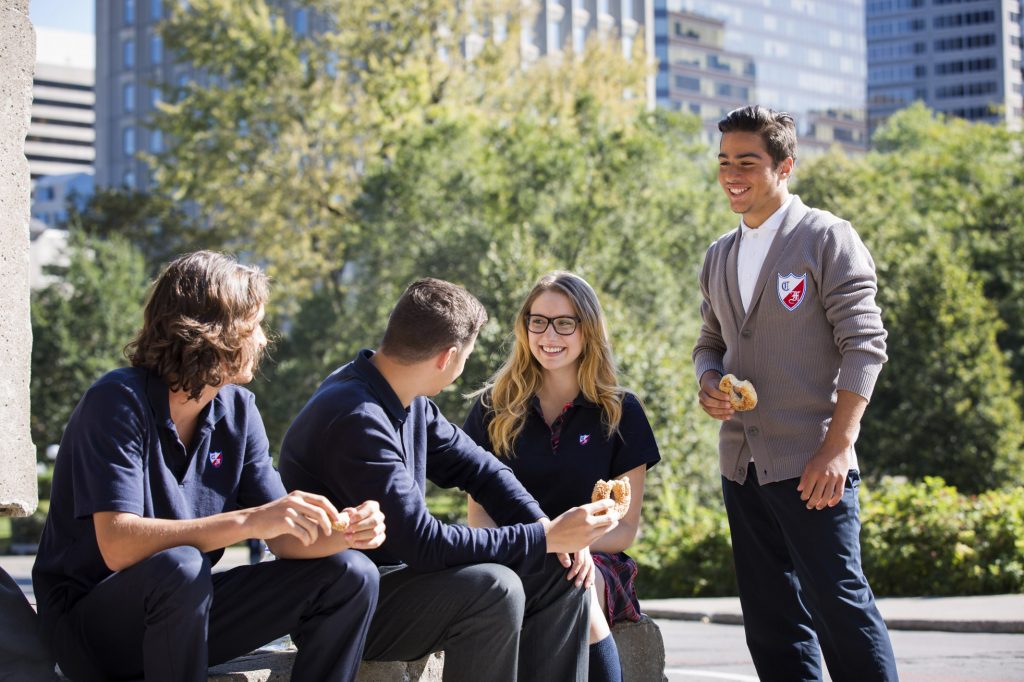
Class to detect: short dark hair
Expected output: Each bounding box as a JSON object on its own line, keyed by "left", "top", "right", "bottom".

{"left": 125, "top": 251, "right": 269, "bottom": 399}
{"left": 718, "top": 105, "right": 797, "bottom": 167}
{"left": 380, "top": 278, "right": 488, "bottom": 363}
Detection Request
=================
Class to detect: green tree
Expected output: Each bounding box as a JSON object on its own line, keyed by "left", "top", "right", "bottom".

{"left": 30, "top": 234, "right": 149, "bottom": 456}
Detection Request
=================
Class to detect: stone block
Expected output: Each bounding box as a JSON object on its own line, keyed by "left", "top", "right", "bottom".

{"left": 612, "top": 614, "right": 668, "bottom": 682}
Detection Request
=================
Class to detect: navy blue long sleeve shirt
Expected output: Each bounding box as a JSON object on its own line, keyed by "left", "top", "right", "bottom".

{"left": 279, "top": 350, "right": 548, "bottom": 574}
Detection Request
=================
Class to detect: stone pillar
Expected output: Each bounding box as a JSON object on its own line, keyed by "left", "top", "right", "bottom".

{"left": 0, "top": 0, "right": 38, "bottom": 519}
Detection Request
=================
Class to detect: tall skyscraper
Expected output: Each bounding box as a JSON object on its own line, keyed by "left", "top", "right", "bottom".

{"left": 94, "top": 1, "right": 652, "bottom": 190}
{"left": 29, "top": 28, "right": 95, "bottom": 180}
{"left": 654, "top": 0, "right": 869, "bottom": 153}
{"left": 866, "top": 0, "right": 1023, "bottom": 136}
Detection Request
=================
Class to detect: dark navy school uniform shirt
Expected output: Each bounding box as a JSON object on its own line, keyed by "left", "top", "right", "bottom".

{"left": 278, "top": 349, "right": 548, "bottom": 574}
{"left": 32, "top": 367, "right": 285, "bottom": 624}
{"left": 463, "top": 393, "right": 660, "bottom": 519}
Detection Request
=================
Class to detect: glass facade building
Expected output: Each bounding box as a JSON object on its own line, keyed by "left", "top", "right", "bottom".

{"left": 866, "top": 0, "right": 1023, "bottom": 136}
{"left": 654, "top": 0, "right": 868, "bottom": 153}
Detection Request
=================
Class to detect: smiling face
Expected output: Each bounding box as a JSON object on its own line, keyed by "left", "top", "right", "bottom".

{"left": 527, "top": 290, "right": 583, "bottom": 376}
{"left": 718, "top": 130, "right": 793, "bottom": 228}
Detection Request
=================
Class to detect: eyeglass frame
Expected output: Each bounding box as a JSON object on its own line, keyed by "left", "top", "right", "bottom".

{"left": 524, "top": 313, "right": 580, "bottom": 336}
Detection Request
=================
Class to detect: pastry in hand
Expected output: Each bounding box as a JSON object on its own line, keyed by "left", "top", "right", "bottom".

{"left": 719, "top": 373, "right": 758, "bottom": 411}
{"left": 331, "top": 511, "right": 351, "bottom": 532}
{"left": 591, "top": 478, "right": 631, "bottom": 519}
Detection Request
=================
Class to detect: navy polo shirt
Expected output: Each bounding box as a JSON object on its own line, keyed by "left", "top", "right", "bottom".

{"left": 278, "top": 349, "right": 548, "bottom": 574}
{"left": 32, "top": 367, "right": 285, "bottom": 624}
{"left": 463, "top": 393, "right": 660, "bottom": 519}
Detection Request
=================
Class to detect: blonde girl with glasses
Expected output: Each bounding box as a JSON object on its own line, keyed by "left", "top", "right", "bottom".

{"left": 464, "top": 271, "right": 661, "bottom": 682}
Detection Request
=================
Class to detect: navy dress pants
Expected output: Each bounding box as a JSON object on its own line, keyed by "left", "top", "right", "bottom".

{"left": 722, "top": 465, "right": 899, "bottom": 682}
{"left": 47, "top": 546, "right": 379, "bottom": 682}
{"left": 363, "top": 554, "right": 589, "bottom": 682}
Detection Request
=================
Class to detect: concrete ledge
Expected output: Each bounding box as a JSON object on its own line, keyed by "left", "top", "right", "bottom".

{"left": 206, "top": 615, "right": 665, "bottom": 681}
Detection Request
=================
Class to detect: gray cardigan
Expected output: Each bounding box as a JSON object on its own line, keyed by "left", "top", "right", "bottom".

{"left": 692, "top": 196, "right": 887, "bottom": 484}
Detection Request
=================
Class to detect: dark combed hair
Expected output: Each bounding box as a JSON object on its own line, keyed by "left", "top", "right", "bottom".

{"left": 718, "top": 105, "right": 798, "bottom": 166}
{"left": 380, "top": 278, "right": 488, "bottom": 363}
{"left": 125, "top": 251, "right": 269, "bottom": 400}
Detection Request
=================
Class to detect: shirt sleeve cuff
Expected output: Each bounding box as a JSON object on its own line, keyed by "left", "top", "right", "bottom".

{"left": 837, "top": 352, "right": 884, "bottom": 401}
{"left": 693, "top": 352, "right": 725, "bottom": 384}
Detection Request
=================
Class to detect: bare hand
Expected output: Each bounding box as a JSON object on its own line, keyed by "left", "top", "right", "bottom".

{"left": 341, "top": 500, "right": 386, "bottom": 550}
{"left": 250, "top": 491, "right": 341, "bottom": 546}
{"left": 543, "top": 500, "right": 618, "bottom": 554}
{"left": 698, "top": 370, "right": 734, "bottom": 421}
{"left": 566, "top": 546, "right": 595, "bottom": 589}
{"left": 797, "top": 446, "right": 851, "bottom": 510}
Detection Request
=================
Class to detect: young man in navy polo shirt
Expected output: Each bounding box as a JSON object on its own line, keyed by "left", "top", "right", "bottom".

{"left": 32, "top": 251, "right": 386, "bottom": 682}
{"left": 279, "top": 278, "right": 619, "bottom": 682}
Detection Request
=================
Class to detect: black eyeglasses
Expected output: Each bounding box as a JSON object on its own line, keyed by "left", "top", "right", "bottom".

{"left": 525, "top": 314, "right": 580, "bottom": 335}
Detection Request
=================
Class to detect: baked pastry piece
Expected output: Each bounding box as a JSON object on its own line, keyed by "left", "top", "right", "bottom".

{"left": 591, "top": 478, "right": 631, "bottom": 519}
{"left": 719, "top": 373, "right": 758, "bottom": 411}
{"left": 331, "top": 511, "right": 351, "bottom": 532}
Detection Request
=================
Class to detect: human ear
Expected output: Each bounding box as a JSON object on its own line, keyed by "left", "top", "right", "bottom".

{"left": 437, "top": 346, "right": 458, "bottom": 370}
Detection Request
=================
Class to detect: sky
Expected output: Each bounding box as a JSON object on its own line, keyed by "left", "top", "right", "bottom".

{"left": 30, "top": 0, "right": 94, "bottom": 34}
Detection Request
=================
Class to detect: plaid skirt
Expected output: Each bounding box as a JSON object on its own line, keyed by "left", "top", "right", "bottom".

{"left": 592, "top": 551, "right": 642, "bottom": 627}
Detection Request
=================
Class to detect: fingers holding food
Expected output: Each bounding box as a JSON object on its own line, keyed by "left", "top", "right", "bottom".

{"left": 591, "top": 477, "right": 631, "bottom": 519}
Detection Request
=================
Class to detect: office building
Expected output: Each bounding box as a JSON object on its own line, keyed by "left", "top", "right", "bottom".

{"left": 95, "top": 1, "right": 653, "bottom": 190}
{"left": 654, "top": 0, "right": 869, "bottom": 153}
{"left": 29, "top": 29, "right": 95, "bottom": 180}
{"left": 867, "top": 0, "right": 1023, "bottom": 136}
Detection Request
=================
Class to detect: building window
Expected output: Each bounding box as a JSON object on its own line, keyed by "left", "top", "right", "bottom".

{"left": 675, "top": 75, "right": 701, "bottom": 91}
{"left": 150, "top": 35, "right": 163, "bottom": 64}
{"left": 548, "top": 21, "right": 561, "bottom": 50}
{"left": 574, "top": 27, "right": 586, "bottom": 53}
{"left": 151, "top": 86, "right": 162, "bottom": 107}
{"left": 623, "top": 34, "right": 634, "bottom": 57}
{"left": 151, "top": 0, "right": 163, "bottom": 19}
{"left": 124, "top": 0, "right": 135, "bottom": 24}
{"left": 150, "top": 129, "right": 163, "bottom": 152}
{"left": 598, "top": 0, "right": 610, "bottom": 15}
{"left": 123, "top": 40, "right": 135, "bottom": 69}
{"left": 123, "top": 170, "right": 136, "bottom": 189}
{"left": 294, "top": 8, "right": 309, "bottom": 36}
{"left": 123, "top": 127, "right": 136, "bottom": 155}
{"left": 622, "top": 0, "right": 633, "bottom": 21}
{"left": 123, "top": 83, "right": 135, "bottom": 113}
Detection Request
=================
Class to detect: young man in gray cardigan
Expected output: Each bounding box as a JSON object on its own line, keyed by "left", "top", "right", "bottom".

{"left": 693, "top": 105, "right": 899, "bottom": 682}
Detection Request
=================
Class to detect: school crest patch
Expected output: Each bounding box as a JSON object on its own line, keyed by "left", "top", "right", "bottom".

{"left": 579, "top": 434, "right": 591, "bottom": 446}
{"left": 209, "top": 451, "right": 223, "bottom": 468}
{"left": 777, "top": 273, "right": 807, "bottom": 311}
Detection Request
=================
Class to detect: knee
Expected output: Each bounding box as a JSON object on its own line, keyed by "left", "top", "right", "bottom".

{"left": 317, "top": 550, "right": 381, "bottom": 606}
{"left": 465, "top": 564, "right": 526, "bottom": 628}
{"left": 140, "top": 546, "right": 211, "bottom": 604}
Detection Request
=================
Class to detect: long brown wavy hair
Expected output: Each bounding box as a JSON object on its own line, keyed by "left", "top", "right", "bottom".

{"left": 125, "top": 251, "right": 269, "bottom": 400}
{"left": 479, "top": 272, "right": 625, "bottom": 458}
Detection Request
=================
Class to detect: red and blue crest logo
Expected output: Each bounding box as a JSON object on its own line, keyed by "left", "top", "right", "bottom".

{"left": 777, "top": 273, "right": 807, "bottom": 311}
{"left": 209, "top": 451, "right": 223, "bottom": 468}
{"left": 579, "top": 434, "right": 591, "bottom": 446}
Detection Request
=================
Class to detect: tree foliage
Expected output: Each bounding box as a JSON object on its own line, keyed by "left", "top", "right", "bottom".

{"left": 797, "top": 104, "right": 1024, "bottom": 491}
{"left": 30, "top": 234, "right": 149, "bottom": 455}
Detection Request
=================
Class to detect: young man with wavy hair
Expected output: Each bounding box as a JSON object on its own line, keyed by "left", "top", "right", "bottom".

{"left": 33, "top": 251, "right": 386, "bottom": 682}
{"left": 693, "top": 105, "right": 898, "bottom": 681}
{"left": 279, "top": 277, "right": 619, "bottom": 682}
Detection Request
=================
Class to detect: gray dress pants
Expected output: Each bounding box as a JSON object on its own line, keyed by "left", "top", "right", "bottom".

{"left": 363, "top": 555, "right": 588, "bottom": 682}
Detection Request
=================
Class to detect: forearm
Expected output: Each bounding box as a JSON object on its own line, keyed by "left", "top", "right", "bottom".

{"left": 467, "top": 495, "right": 497, "bottom": 528}
{"left": 267, "top": 531, "right": 350, "bottom": 559}
{"left": 822, "top": 389, "right": 868, "bottom": 452}
{"left": 589, "top": 519, "right": 639, "bottom": 554}
{"left": 94, "top": 509, "right": 258, "bottom": 572}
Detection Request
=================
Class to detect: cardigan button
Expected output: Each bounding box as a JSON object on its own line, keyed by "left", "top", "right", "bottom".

{"left": 741, "top": 329, "right": 752, "bottom": 338}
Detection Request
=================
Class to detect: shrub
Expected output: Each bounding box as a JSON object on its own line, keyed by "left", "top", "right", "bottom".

{"left": 861, "top": 477, "right": 1024, "bottom": 596}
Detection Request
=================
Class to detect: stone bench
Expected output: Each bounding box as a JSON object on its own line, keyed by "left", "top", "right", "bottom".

{"left": 207, "top": 615, "right": 666, "bottom": 682}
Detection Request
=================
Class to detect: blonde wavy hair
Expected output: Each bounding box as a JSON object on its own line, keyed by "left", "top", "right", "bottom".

{"left": 479, "top": 272, "right": 626, "bottom": 458}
